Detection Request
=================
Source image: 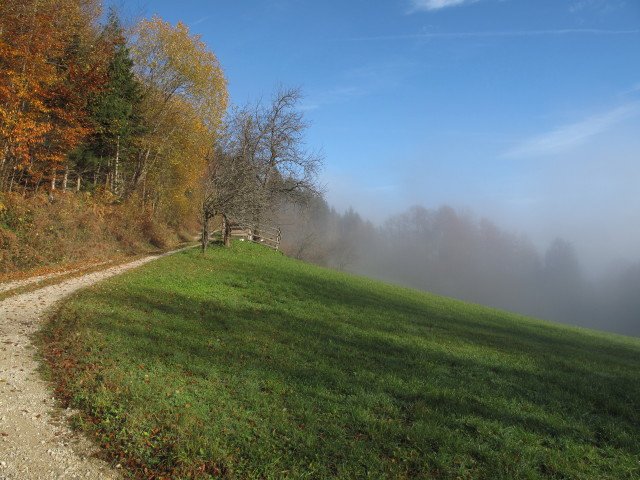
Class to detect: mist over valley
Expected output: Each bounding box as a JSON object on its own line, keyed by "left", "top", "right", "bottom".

{"left": 280, "top": 200, "right": 640, "bottom": 338}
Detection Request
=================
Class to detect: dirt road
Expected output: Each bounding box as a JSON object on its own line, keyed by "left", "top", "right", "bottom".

{"left": 0, "top": 247, "right": 193, "bottom": 479}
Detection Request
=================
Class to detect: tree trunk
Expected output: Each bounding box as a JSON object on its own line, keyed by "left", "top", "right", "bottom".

{"left": 223, "top": 214, "right": 231, "bottom": 247}
{"left": 114, "top": 136, "right": 120, "bottom": 195}
{"left": 201, "top": 212, "right": 209, "bottom": 254}
{"left": 8, "top": 167, "right": 17, "bottom": 193}
{"left": 62, "top": 165, "right": 69, "bottom": 193}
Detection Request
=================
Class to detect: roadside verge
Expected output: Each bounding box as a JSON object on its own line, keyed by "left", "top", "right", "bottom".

{"left": 0, "top": 245, "right": 196, "bottom": 479}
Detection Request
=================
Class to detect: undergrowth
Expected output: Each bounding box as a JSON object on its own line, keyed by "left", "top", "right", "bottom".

{"left": 0, "top": 191, "right": 194, "bottom": 275}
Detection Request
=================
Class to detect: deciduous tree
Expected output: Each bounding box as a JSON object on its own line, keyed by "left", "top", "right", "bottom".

{"left": 129, "top": 15, "right": 228, "bottom": 220}
{"left": 0, "top": 0, "right": 107, "bottom": 192}
{"left": 200, "top": 87, "right": 322, "bottom": 251}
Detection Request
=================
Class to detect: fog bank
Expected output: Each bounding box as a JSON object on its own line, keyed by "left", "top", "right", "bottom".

{"left": 279, "top": 200, "right": 640, "bottom": 338}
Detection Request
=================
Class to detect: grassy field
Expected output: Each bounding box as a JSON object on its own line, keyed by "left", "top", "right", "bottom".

{"left": 39, "top": 241, "right": 640, "bottom": 479}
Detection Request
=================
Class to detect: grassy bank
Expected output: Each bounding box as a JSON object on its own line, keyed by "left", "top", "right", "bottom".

{"left": 0, "top": 192, "right": 193, "bottom": 276}
{"left": 40, "top": 242, "right": 640, "bottom": 479}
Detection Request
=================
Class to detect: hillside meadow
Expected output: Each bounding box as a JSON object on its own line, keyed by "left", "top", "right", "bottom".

{"left": 39, "top": 242, "right": 640, "bottom": 479}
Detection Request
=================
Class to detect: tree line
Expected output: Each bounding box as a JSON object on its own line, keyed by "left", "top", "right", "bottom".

{"left": 0, "top": 0, "right": 320, "bottom": 237}
{"left": 281, "top": 201, "right": 640, "bottom": 337}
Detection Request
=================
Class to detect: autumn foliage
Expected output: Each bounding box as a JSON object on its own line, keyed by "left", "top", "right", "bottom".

{"left": 1, "top": 0, "right": 321, "bottom": 275}
{"left": 129, "top": 15, "right": 228, "bottom": 220}
{"left": 0, "top": 1, "right": 228, "bottom": 272}
{"left": 0, "top": 0, "right": 108, "bottom": 191}
{"left": 1, "top": 1, "right": 228, "bottom": 198}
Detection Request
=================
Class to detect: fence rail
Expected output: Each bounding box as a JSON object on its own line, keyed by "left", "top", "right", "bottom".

{"left": 228, "top": 222, "right": 281, "bottom": 251}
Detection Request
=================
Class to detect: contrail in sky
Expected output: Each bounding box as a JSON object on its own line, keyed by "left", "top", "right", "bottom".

{"left": 347, "top": 29, "right": 640, "bottom": 41}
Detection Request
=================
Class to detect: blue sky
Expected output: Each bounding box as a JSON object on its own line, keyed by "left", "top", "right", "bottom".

{"left": 118, "top": 0, "right": 639, "bottom": 272}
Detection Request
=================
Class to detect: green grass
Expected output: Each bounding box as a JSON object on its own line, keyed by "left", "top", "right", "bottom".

{"left": 39, "top": 241, "right": 640, "bottom": 479}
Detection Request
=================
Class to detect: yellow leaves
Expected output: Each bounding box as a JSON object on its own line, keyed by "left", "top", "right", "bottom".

{"left": 132, "top": 15, "right": 228, "bottom": 135}
{"left": 129, "top": 14, "right": 228, "bottom": 222}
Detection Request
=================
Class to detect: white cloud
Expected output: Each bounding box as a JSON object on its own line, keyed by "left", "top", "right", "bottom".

{"left": 302, "top": 85, "right": 371, "bottom": 111}
{"left": 411, "top": 0, "right": 478, "bottom": 11}
{"left": 301, "top": 86, "right": 373, "bottom": 111}
{"left": 503, "top": 103, "right": 639, "bottom": 158}
{"left": 569, "top": 0, "right": 591, "bottom": 13}
{"left": 569, "top": 0, "right": 626, "bottom": 14}
{"left": 304, "top": 60, "right": 415, "bottom": 111}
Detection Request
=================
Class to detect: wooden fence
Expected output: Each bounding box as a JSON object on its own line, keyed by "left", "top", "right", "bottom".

{"left": 228, "top": 222, "right": 282, "bottom": 251}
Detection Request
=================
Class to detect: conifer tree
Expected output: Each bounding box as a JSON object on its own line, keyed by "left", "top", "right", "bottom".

{"left": 69, "top": 8, "right": 145, "bottom": 194}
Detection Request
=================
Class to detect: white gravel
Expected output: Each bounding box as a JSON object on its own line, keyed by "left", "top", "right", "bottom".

{"left": 0, "top": 247, "right": 195, "bottom": 479}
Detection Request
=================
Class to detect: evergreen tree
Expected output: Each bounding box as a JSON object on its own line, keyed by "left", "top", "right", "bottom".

{"left": 70, "top": 8, "right": 145, "bottom": 194}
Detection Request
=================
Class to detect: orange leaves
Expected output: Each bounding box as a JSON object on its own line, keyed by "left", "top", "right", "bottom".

{"left": 0, "top": 0, "right": 108, "bottom": 190}
{"left": 0, "top": 2, "right": 230, "bottom": 240}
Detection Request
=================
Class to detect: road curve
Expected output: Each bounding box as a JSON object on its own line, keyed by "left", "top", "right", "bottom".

{"left": 0, "top": 247, "right": 194, "bottom": 479}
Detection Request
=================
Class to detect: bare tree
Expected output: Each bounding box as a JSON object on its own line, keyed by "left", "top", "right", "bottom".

{"left": 237, "top": 87, "right": 323, "bottom": 233}
{"left": 200, "top": 145, "right": 261, "bottom": 251}
{"left": 201, "top": 86, "right": 323, "bottom": 251}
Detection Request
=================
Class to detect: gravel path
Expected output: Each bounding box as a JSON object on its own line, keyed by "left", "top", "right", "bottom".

{"left": 0, "top": 261, "right": 114, "bottom": 294}
{"left": 0, "top": 247, "right": 194, "bottom": 479}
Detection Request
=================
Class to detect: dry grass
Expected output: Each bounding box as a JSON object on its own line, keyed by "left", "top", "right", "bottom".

{"left": 0, "top": 191, "right": 190, "bottom": 276}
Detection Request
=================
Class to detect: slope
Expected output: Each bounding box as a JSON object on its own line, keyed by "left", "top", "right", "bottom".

{"left": 39, "top": 241, "right": 640, "bottom": 479}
